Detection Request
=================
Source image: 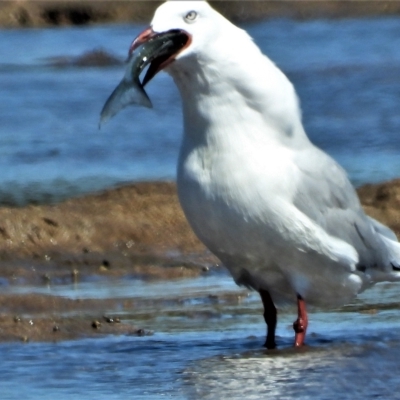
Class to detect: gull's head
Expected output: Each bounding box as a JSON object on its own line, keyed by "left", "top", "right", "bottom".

{"left": 130, "top": 1, "right": 232, "bottom": 85}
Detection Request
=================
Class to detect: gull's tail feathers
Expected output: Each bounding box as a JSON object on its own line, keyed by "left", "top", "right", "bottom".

{"left": 361, "top": 217, "right": 400, "bottom": 282}
{"left": 368, "top": 216, "right": 398, "bottom": 242}
{"left": 381, "top": 235, "right": 400, "bottom": 270}
{"left": 372, "top": 234, "right": 400, "bottom": 282}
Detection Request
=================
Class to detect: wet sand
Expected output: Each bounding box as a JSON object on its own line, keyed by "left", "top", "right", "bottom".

{"left": 1, "top": 180, "right": 400, "bottom": 342}
{"left": 0, "top": 182, "right": 216, "bottom": 342}
{"left": 2, "top": 0, "right": 400, "bottom": 28}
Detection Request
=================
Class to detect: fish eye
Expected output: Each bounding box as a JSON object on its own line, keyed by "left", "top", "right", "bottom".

{"left": 184, "top": 10, "right": 197, "bottom": 23}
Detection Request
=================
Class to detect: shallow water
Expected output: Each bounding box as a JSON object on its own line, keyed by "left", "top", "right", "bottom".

{"left": 2, "top": 274, "right": 400, "bottom": 399}
{"left": 1, "top": 18, "right": 400, "bottom": 204}
{"left": 5, "top": 334, "right": 400, "bottom": 400}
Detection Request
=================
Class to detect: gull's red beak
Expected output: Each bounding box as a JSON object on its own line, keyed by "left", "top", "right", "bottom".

{"left": 129, "top": 27, "right": 157, "bottom": 55}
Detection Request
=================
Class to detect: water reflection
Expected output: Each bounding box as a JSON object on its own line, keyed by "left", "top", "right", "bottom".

{"left": 185, "top": 338, "right": 400, "bottom": 399}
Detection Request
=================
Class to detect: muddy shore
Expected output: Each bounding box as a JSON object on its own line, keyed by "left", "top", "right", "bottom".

{"left": 0, "top": 182, "right": 216, "bottom": 342}
{"left": 1, "top": 180, "right": 400, "bottom": 342}
{"left": 2, "top": 1, "right": 400, "bottom": 29}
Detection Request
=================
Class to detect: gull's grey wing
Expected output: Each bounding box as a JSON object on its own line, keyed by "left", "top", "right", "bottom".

{"left": 292, "top": 145, "right": 396, "bottom": 272}
{"left": 367, "top": 216, "right": 398, "bottom": 242}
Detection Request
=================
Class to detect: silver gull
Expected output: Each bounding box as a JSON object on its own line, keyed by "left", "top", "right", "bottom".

{"left": 103, "top": 0, "right": 400, "bottom": 348}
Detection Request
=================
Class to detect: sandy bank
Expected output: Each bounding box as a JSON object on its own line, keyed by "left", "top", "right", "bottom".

{"left": 1, "top": 180, "right": 400, "bottom": 283}
{"left": 1, "top": 1, "right": 400, "bottom": 29}
{"left": 0, "top": 182, "right": 212, "bottom": 282}
{"left": 0, "top": 182, "right": 217, "bottom": 342}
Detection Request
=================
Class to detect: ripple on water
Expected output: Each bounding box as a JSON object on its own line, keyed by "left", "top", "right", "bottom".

{"left": 183, "top": 337, "right": 400, "bottom": 400}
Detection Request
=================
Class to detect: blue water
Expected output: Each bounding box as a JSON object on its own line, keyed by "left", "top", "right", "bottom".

{"left": 1, "top": 18, "right": 400, "bottom": 204}
{"left": 2, "top": 277, "right": 400, "bottom": 399}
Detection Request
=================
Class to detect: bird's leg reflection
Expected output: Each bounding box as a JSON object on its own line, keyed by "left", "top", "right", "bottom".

{"left": 259, "top": 289, "right": 277, "bottom": 349}
{"left": 293, "top": 294, "right": 308, "bottom": 347}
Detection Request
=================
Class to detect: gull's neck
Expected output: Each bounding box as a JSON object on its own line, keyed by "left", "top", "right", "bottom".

{"left": 168, "top": 33, "right": 310, "bottom": 151}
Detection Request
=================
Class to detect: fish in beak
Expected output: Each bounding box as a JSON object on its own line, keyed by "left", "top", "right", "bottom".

{"left": 99, "top": 28, "right": 190, "bottom": 127}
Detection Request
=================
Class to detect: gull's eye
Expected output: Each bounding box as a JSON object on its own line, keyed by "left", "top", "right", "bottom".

{"left": 184, "top": 10, "right": 197, "bottom": 23}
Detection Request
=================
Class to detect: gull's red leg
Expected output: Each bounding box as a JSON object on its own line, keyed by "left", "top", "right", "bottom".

{"left": 293, "top": 294, "right": 308, "bottom": 347}
{"left": 259, "top": 289, "right": 277, "bottom": 349}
